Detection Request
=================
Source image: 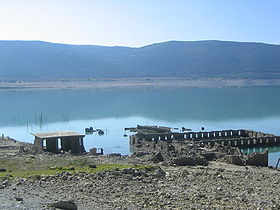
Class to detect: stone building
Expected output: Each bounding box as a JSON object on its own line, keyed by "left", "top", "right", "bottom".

{"left": 32, "top": 131, "right": 85, "bottom": 154}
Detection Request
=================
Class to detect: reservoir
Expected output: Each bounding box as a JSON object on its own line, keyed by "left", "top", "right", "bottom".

{"left": 0, "top": 86, "right": 279, "bottom": 167}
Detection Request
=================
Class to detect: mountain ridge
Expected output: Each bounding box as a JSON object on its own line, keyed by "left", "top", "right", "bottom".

{"left": 0, "top": 40, "right": 280, "bottom": 79}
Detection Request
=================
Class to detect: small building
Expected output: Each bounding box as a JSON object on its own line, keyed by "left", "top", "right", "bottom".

{"left": 32, "top": 131, "right": 85, "bottom": 154}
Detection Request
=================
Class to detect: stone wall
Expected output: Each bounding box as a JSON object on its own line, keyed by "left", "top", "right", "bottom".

{"left": 130, "top": 129, "right": 280, "bottom": 148}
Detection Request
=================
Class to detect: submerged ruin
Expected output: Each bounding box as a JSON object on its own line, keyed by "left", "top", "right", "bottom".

{"left": 32, "top": 131, "right": 86, "bottom": 154}
{"left": 129, "top": 126, "right": 280, "bottom": 167}
{"left": 130, "top": 128, "right": 280, "bottom": 149}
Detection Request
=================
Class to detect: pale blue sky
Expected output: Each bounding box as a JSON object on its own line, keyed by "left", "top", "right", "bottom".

{"left": 0, "top": 0, "right": 279, "bottom": 47}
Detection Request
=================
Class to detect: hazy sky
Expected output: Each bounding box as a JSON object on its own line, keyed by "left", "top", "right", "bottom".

{"left": 0, "top": 0, "right": 279, "bottom": 47}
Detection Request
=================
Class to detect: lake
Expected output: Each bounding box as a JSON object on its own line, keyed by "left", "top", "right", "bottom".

{"left": 0, "top": 86, "right": 279, "bottom": 167}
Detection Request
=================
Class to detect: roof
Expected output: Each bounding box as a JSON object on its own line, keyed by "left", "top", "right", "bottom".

{"left": 31, "top": 131, "right": 85, "bottom": 139}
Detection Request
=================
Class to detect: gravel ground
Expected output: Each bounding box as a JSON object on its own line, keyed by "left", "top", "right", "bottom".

{"left": 0, "top": 138, "right": 279, "bottom": 209}
{"left": 1, "top": 156, "right": 279, "bottom": 210}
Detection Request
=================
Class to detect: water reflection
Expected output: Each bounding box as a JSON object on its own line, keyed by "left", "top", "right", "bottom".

{"left": 0, "top": 87, "right": 280, "bottom": 166}
{"left": 0, "top": 87, "right": 280, "bottom": 127}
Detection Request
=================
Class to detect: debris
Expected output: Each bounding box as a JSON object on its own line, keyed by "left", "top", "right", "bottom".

{"left": 51, "top": 200, "right": 78, "bottom": 210}
{"left": 150, "top": 152, "right": 165, "bottom": 163}
{"left": 97, "top": 129, "right": 105, "bottom": 135}
{"left": 108, "top": 153, "right": 122, "bottom": 157}
{"left": 246, "top": 149, "right": 268, "bottom": 167}
{"left": 88, "top": 164, "right": 97, "bottom": 168}
{"left": 15, "top": 197, "right": 23, "bottom": 201}
{"left": 85, "top": 127, "right": 96, "bottom": 134}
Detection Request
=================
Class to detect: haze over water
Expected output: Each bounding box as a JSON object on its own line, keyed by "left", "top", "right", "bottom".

{"left": 0, "top": 86, "right": 280, "bottom": 167}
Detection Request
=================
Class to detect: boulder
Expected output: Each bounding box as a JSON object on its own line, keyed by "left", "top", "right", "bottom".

{"left": 193, "top": 156, "right": 209, "bottom": 166}
{"left": 132, "top": 151, "right": 149, "bottom": 157}
{"left": 108, "top": 153, "right": 122, "bottom": 157}
{"left": 89, "top": 148, "right": 97, "bottom": 155}
{"left": 51, "top": 200, "right": 78, "bottom": 210}
{"left": 88, "top": 164, "right": 97, "bottom": 168}
{"left": 224, "top": 155, "right": 244, "bottom": 166}
{"left": 0, "top": 168, "right": 7, "bottom": 172}
{"left": 153, "top": 167, "right": 166, "bottom": 178}
{"left": 172, "top": 156, "right": 208, "bottom": 166}
{"left": 15, "top": 197, "right": 23, "bottom": 201}
{"left": 201, "top": 152, "right": 216, "bottom": 161}
{"left": 150, "top": 152, "right": 165, "bottom": 163}
{"left": 246, "top": 149, "right": 268, "bottom": 167}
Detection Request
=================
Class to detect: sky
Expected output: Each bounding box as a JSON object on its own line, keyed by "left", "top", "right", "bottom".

{"left": 0, "top": 0, "right": 279, "bottom": 47}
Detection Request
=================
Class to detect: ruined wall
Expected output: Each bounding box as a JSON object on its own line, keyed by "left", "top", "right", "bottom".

{"left": 200, "top": 136, "right": 280, "bottom": 147}
{"left": 130, "top": 129, "right": 280, "bottom": 148}
{"left": 34, "top": 136, "right": 85, "bottom": 154}
{"left": 134, "top": 129, "right": 248, "bottom": 142}
{"left": 33, "top": 137, "right": 43, "bottom": 153}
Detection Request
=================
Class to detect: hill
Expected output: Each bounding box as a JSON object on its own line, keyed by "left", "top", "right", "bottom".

{"left": 0, "top": 40, "right": 280, "bottom": 79}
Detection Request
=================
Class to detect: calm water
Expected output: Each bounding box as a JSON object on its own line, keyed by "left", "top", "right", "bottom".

{"left": 0, "top": 87, "right": 280, "bottom": 167}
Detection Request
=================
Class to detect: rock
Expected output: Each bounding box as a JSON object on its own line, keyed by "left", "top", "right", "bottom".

{"left": 2, "top": 180, "right": 9, "bottom": 185}
{"left": 123, "top": 168, "right": 134, "bottom": 175}
{"left": 0, "top": 168, "right": 7, "bottom": 172}
{"left": 193, "top": 156, "right": 209, "bottom": 166}
{"left": 201, "top": 152, "right": 216, "bottom": 161}
{"left": 89, "top": 148, "right": 97, "bottom": 155}
{"left": 172, "top": 156, "right": 208, "bottom": 166}
{"left": 246, "top": 149, "right": 268, "bottom": 167}
{"left": 108, "top": 153, "right": 122, "bottom": 157}
{"left": 180, "top": 169, "right": 190, "bottom": 176}
{"left": 223, "top": 155, "right": 244, "bottom": 165}
{"left": 172, "top": 156, "right": 194, "bottom": 166}
{"left": 32, "top": 175, "right": 41, "bottom": 180}
{"left": 51, "top": 200, "right": 78, "bottom": 210}
{"left": 88, "top": 164, "right": 97, "bottom": 168}
{"left": 150, "top": 152, "right": 165, "bottom": 163}
{"left": 123, "top": 174, "right": 133, "bottom": 180}
{"left": 153, "top": 167, "right": 166, "bottom": 178}
{"left": 15, "top": 197, "right": 23, "bottom": 201}
{"left": 132, "top": 151, "right": 149, "bottom": 157}
{"left": 217, "top": 168, "right": 225, "bottom": 172}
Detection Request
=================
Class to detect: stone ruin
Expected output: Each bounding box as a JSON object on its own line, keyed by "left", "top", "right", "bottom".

{"left": 129, "top": 126, "right": 277, "bottom": 167}
{"left": 32, "top": 131, "right": 86, "bottom": 154}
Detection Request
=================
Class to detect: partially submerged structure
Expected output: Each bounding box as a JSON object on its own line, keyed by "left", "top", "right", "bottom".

{"left": 32, "top": 131, "right": 85, "bottom": 154}
{"left": 130, "top": 129, "right": 280, "bottom": 149}
{"left": 129, "top": 126, "right": 277, "bottom": 167}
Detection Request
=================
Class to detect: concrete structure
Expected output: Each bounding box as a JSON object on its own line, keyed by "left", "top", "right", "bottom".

{"left": 130, "top": 129, "right": 280, "bottom": 148}
{"left": 32, "top": 131, "right": 85, "bottom": 154}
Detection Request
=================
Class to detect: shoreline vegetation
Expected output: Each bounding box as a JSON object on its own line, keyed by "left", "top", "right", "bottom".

{"left": 1, "top": 78, "right": 280, "bottom": 91}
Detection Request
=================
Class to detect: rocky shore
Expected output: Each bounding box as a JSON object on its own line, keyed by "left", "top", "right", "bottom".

{"left": 0, "top": 153, "right": 279, "bottom": 209}
{"left": 0, "top": 137, "right": 279, "bottom": 209}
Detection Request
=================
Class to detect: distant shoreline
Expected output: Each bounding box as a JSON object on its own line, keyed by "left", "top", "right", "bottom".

{"left": 1, "top": 78, "right": 280, "bottom": 91}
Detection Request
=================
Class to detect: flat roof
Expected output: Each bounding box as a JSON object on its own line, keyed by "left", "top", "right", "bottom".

{"left": 31, "top": 131, "right": 85, "bottom": 139}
